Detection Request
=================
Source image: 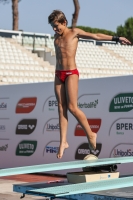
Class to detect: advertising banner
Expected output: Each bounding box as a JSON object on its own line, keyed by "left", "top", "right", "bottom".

{"left": 0, "top": 76, "right": 133, "bottom": 175}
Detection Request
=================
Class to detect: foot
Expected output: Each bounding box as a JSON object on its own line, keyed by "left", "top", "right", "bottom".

{"left": 57, "top": 142, "right": 69, "bottom": 159}
{"left": 88, "top": 132, "right": 97, "bottom": 150}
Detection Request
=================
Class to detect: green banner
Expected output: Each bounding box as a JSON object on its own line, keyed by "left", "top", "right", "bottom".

{"left": 109, "top": 93, "right": 133, "bottom": 112}
{"left": 16, "top": 140, "right": 37, "bottom": 156}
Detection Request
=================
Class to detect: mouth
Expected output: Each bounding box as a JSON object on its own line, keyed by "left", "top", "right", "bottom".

{"left": 55, "top": 31, "right": 61, "bottom": 35}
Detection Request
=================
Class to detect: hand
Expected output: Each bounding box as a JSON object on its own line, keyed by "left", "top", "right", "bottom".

{"left": 119, "top": 37, "right": 131, "bottom": 45}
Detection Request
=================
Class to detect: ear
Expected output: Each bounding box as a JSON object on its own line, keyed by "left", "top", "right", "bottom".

{"left": 63, "top": 20, "right": 67, "bottom": 26}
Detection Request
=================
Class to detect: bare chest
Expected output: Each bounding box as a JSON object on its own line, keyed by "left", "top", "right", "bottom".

{"left": 54, "top": 37, "right": 72, "bottom": 50}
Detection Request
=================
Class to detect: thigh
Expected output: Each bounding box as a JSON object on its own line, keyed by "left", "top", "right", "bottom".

{"left": 65, "top": 74, "right": 79, "bottom": 107}
{"left": 54, "top": 76, "right": 67, "bottom": 107}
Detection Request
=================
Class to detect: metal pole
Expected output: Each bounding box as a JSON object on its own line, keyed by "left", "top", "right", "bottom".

{"left": 33, "top": 34, "right": 35, "bottom": 53}
{"left": 22, "top": 31, "right": 24, "bottom": 46}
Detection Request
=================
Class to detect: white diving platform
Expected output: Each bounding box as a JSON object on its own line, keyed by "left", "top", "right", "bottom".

{"left": 27, "top": 176, "right": 133, "bottom": 197}
{"left": 0, "top": 156, "right": 133, "bottom": 177}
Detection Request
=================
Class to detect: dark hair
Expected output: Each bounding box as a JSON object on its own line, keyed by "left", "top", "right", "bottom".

{"left": 48, "top": 10, "right": 68, "bottom": 25}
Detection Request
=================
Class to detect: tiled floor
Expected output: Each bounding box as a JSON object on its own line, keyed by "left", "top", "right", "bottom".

{"left": 0, "top": 174, "right": 66, "bottom": 200}
{"left": 2, "top": 173, "right": 65, "bottom": 182}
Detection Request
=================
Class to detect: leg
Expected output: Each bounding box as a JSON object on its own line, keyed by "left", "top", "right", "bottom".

{"left": 65, "top": 75, "right": 97, "bottom": 150}
{"left": 54, "top": 76, "right": 69, "bottom": 159}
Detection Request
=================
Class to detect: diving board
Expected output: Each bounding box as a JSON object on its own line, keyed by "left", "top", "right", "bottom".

{"left": 27, "top": 176, "right": 133, "bottom": 198}
{"left": 0, "top": 156, "right": 133, "bottom": 177}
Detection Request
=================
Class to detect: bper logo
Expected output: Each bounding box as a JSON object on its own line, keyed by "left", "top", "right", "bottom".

{"left": 0, "top": 144, "right": 8, "bottom": 151}
{"left": 109, "top": 118, "right": 133, "bottom": 136}
{"left": 45, "top": 146, "right": 59, "bottom": 153}
{"left": 43, "top": 96, "right": 58, "bottom": 112}
{"left": 16, "top": 97, "right": 37, "bottom": 113}
{"left": 116, "top": 123, "right": 133, "bottom": 130}
{"left": 48, "top": 100, "right": 58, "bottom": 111}
{"left": 75, "top": 119, "right": 101, "bottom": 136}
{"left": 116, "top": 122, "right": 132, "bottom": 135}
{"left": 75, "top": 143, "right": 102, "bottom": 160}
{"left": 16, "top": 140, "right": 37, "bottom": 156}
{"left": 49, "top": 101, "right": 58, "bottom": 107}
{"left": 16, "top": 119, "right": 37, "bottom": 135}
{"left": 109, "top": 93, "right": 133, "bottom": 112}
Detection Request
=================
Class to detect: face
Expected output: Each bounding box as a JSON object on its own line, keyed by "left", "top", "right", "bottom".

{"left": 51, "top": 21, "right": 66, "bottom": 35}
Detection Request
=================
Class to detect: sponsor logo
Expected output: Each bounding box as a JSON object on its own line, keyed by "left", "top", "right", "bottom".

{"left": 0, "top": 118, "right": 9, "bottom": 134}
{"left": 0, "top": 144, "right": 8, "bottom": 151}
{"left": 113, "top": 148, "right": 133, "bottom": 157}
{"left": 109, "top": 118, "right": 133, "bottom": 136}
{"left": 116, "top": 123, "right": 133, "bottom": 130}
{"left": 78, "top": 100, "right": 98, "bottom": 109}
{"left": 75, "top": 143, "right": 102, "bottom": 160}
{"left": 16, "top": 119, "right": 37, "bottom": 135}
{"left": 43, "top": 141, "right": 60, "bottom": 157}
{"left": 48, "top": 100, "right": 58, "bottom": 111}
{"left": 0, "top": 98, "right": 9, "bottom": 111}
{"left": 16, "top": 140, "right": 37, "bottom": 156}
{"left": 43, "top": 96, "right": 58, "bottom": 112}
{"left": 109, "top": 93, "right": 133, "bottom": 112}
{"left": 16, "top": 97, "right": 37, "bottom": 113}
{"left": 0, "top": 102, "right": 7, "bottom": 110}
{"left": 116, "top": 131, "right": 124, "bottom": 135}
{"left": 45, "top": 146, "right": 59, "bottom": 153}
{"left": 43, "top": 119, "right": 60, "bottom": 134}
{"left": 100, "top": 174, "right": 111, "bottom": 180}
{"left": 75, "top": 119, "right": 101, "bottom": 136}
{"left": 46, "top": 123, "right": 60, "bottom": 131}
{"left": 116, "top": 122, "right": 132, "bottom": 135}
{"left": 110, "top": 144, "right": 133, "bottom": 157}
{"left": 0, "top": 125, "right": 6, "bottom": 132}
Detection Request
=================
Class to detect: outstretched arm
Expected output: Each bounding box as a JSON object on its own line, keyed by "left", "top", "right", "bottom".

{"left": 75, "top": 28, "right": 131, "bottom": 45}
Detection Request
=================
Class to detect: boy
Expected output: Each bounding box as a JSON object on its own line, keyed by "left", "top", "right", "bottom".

{"left": 48, "top": 10, "right": 131, "bottom": 159}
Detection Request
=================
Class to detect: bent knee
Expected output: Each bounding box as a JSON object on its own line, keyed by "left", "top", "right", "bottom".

{"left": 68, "top": 104, "right": 78, "bottom": 114}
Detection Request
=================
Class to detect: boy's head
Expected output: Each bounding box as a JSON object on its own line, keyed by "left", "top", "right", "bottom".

{"left": 48, "top": 10, "right": 68, "bottom": 35}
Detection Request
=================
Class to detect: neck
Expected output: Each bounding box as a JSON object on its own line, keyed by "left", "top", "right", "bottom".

{"left": 61, "top": 27, "right": 69, "bottom": 37}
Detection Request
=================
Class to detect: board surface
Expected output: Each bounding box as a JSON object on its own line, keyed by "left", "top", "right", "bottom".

{"left": 13, "top": 181, "right": 133, "bottom": 199}
{"left": 28, "top": 176, "right": 133, "bottom": 197}
{"left": 0, "top": 156, "right": 133, "bottom": 177}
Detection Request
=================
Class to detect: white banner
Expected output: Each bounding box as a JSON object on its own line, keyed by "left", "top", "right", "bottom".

{"left": 0, "top": 76, "right": 133, "bottom": 175}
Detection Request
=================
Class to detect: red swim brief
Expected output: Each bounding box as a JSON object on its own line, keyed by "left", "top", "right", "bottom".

{"left": 55, "top": 69, "right": 79, "bottom": 83}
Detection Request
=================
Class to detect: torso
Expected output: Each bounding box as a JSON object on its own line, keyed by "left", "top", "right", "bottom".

{"left": 54, "top": 29, "right": 78, "bottom": 70}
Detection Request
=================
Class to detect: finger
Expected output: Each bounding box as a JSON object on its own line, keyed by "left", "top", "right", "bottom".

{"left": 126, "top": 39, "right": 131, "bottom": 44}
{"left": 122, "top": 40, "right": 131, "bottom": 45}
{"left": 125, "top": 39, "right": 131, "bottom": 44}
{"left": 120, "top": 37, "right": 131, "bottom": 44}
{"left": 121, "top": 41, "right": 127, "bottom": 45}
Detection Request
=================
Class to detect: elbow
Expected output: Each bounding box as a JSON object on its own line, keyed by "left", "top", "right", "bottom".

{"left": 95, "top": 34, "right": 101, "bottom": 40}
{"left": 92, "top": 34, "right": 100, "bottom": 41}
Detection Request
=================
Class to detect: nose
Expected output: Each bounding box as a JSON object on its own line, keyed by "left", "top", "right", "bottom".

{"left": 53, "top": 27, "right": 56, "bottom": 31}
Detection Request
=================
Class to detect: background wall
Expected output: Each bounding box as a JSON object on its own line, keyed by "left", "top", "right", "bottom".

{"left": 0, "top": 75, "right": 133, "bottom": 175}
